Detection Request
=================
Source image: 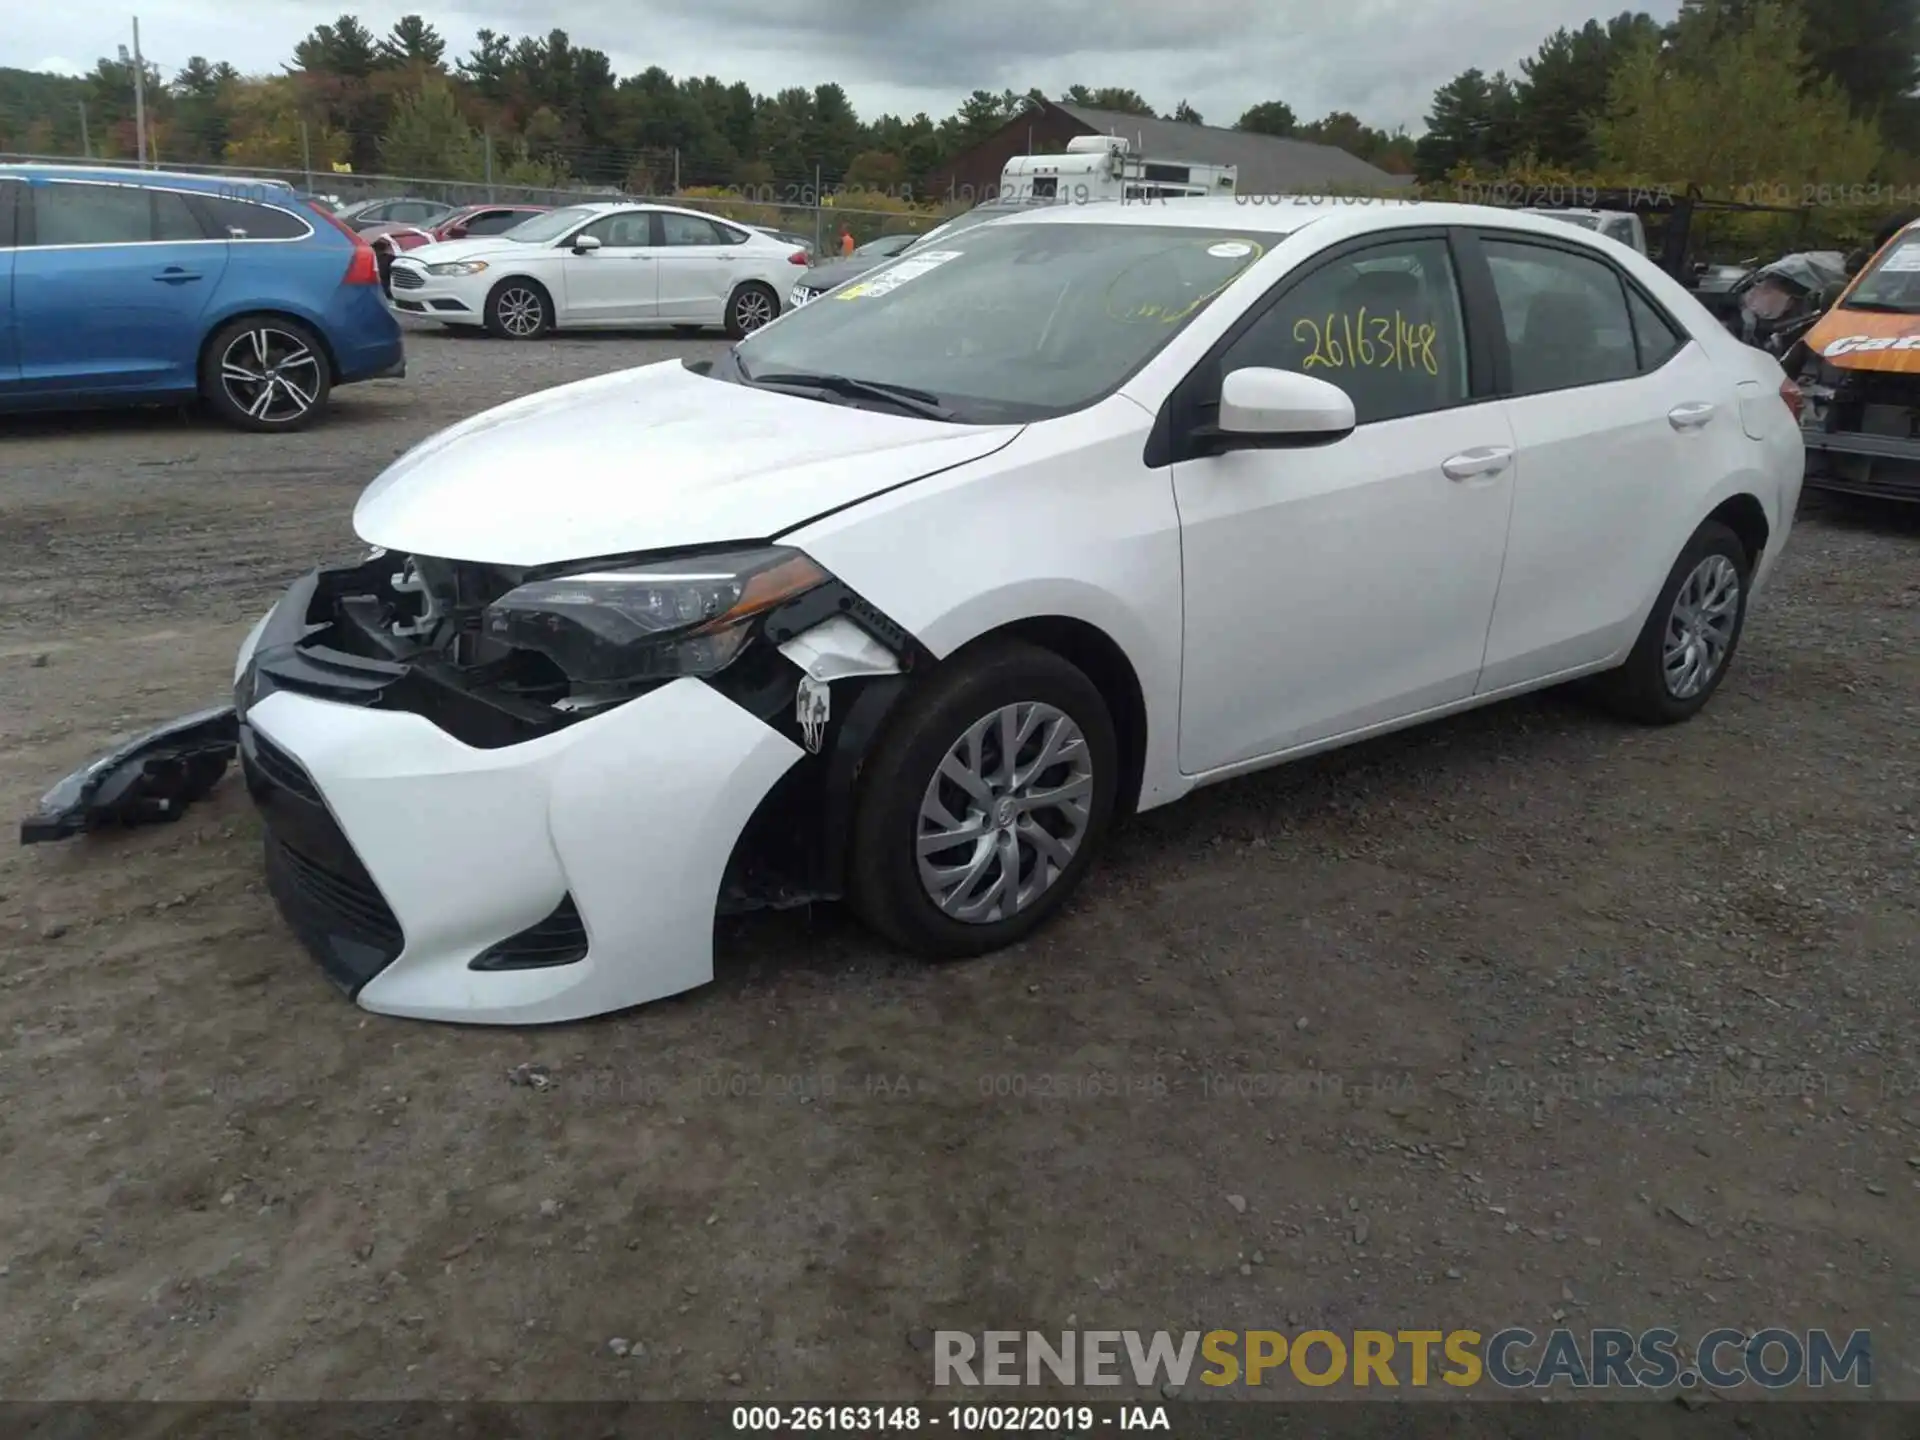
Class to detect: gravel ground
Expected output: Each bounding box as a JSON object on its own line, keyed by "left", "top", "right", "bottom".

{"left": 0, "top": 326, "right": 1916, "bottom": 1403}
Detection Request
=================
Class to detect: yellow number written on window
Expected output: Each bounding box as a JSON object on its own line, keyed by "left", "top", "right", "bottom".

{"left": 1291, "top": 308, "right": 1438, "bottom": 375}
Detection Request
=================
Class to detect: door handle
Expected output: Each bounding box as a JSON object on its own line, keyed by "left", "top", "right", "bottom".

{"left": 154, "top": 268, "right": 202, "bottom": 284}
{"left": 1668, "top": 401, "right": 1715, "bottom": 429}
{"left": 1441, "top": 445, "right": 1514, "bottom": 481}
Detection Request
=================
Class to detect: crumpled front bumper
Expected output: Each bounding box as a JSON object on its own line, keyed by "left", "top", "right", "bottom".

{"left": 240, "top": 676, "right": 801, "bottom": 1024}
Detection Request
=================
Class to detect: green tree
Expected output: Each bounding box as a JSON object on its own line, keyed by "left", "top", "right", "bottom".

{"left": 1168, "top": 99, "right": 1204, "bottom": 123}
{"left": 1235, "top": 100, "right": 1297, "bottom": 136}
{"left": 378, "top": 74, "right": 482, "bottom": 179}
{"left": 292, "top": 16, "right": 379, "bottom": 77}
{"left": 1516, "top": 13, "right": 1663, "bottom": 169}
{"left": 378, "top": 16, "right": 447, "bottom": 70}
{"left": 1598, "top": 0, "right": 1881, "bottom": 187}
{"left": 458, "top": 29, "right": 512, "bottom": 101}
{"left": 1415, "top": 69, "right": 1523, "bottom": 180}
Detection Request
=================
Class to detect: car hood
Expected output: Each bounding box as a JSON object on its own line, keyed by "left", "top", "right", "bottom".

{"left": 395, "top": 236, "right": 543, "bottom": 266}
{"left": 353, "top": 361, "right": 1023, "bottom": 566}
{"left": 800, "top": 255, "right": 885, "bottom": 290}
{"left": 1804, "top": 306, "right": 1920, "bottom": 371}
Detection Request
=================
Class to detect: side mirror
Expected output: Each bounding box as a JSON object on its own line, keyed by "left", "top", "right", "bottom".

{"left": 572, "top": 233, "right": 602, "bottom": 253}
{"left": 1206, "top": 367, "right": 1356, "bottom": 450}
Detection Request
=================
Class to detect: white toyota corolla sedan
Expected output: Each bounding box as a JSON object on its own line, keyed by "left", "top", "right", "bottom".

{"left": 227, "top": 197, "right": 1803, "bottom": 1023}
{"left": 386, "top": 201, "right": 809, "bottom": 338}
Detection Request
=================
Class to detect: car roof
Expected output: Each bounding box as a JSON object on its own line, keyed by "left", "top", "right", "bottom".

{"left": 0, "top": 163, "right": 298, "bottom": 195}
{"left": 986, "top": 196, "right": 1638, "bottom": 244}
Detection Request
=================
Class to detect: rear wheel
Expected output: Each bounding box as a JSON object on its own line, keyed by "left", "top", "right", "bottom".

{"left": 848, "top": 640, "right": 1118, "bottom": 958}
{"left": 199, "top": 316, "right": 331, "bottom": 432}
{"left": 1586, "top": 519, "right": 1751, "bottom": 724}
{"left": 725, "top": 283, "right": 778, "bottom": 339}
{"left": 485, "top": 279, "right": 553, "bottom": 339}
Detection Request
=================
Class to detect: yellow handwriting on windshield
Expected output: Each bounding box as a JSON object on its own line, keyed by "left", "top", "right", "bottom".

{"left": 1292, "top": 308, "right": 1438, "bottom": 374}
{"left": 1105, "top": 239, "right": 1266, "bottom": 324}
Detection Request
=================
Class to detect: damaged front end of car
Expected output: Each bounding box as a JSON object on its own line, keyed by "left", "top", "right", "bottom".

{"left": 19, "top": 705, "right": 239, "bottom": 844}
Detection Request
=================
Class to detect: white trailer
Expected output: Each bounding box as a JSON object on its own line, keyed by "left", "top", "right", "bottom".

{"left": 999, "top": 135, "right": 1237, "bottom": 204}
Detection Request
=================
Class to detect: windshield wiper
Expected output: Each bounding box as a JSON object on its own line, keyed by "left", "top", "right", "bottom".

{"left": 745, "top": 369, "right": 954, "bottom": 420}
{"left": 1840, "top": 299, "right": 1920, "bottom": 313}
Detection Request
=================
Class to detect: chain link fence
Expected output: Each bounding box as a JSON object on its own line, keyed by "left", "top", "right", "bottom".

{"left": 0, "top": 151, "right": 963, "bottom": 257}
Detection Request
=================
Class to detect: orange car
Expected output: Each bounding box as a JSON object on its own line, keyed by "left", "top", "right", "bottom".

{"left": 1792, "top": 217, "right": 1920, "bottom": 500}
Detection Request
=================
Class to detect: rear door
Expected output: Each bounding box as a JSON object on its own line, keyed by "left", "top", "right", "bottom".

{"left": 654, "top": 211, "right": 740, "bottom": 322}
{"left": 1468, "top": 228, "right": 1732, "bottom": 689}
{"left": 14, "top": 177, "right": 228, "bottom": 395}
{"left": 0, "top": 177, "right": 20, "bottom": 390}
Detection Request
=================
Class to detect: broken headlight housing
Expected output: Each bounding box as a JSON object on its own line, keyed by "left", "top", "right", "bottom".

{"left": 482, "top": 546, "right": 829, "bottom": 685}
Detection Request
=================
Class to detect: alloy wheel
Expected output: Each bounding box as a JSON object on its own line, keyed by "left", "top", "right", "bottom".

{"left": 219, "top": 327, "right": 324, "bottom": 426}
{"left": 733, "top": 288, "right": 775, "bottom": 333}
{"left": 1662, "top": 553, "right": 1741, "bottom": 699}
{"left": 915, "top": 701, "right": 1094, "bottom": 924}
{"left": 496, "top": 287, "right": 545, "bottom": 337}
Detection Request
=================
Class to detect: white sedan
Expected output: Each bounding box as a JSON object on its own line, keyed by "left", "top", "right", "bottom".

{"left": 214, "top": 197, "right": 1799, "bottom": 1023}
{"left": 385, "top": 201, "right": 809, "bottom": 338}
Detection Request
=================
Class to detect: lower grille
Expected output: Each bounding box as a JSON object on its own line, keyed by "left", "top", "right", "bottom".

{"left": 389, "top": 265, "right": 426, "bottom": 291}
{"left": 470, "top": 896, "right": 589, "bottom": 971}
{"left": 264, "top": 834, "right": 405, "bottom": 994}
{"left": 249, "top": 729, "right": 320, "bottom": 802}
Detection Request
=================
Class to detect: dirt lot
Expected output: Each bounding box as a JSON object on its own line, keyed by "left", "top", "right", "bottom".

{"left": 1, "top": 325, "right": 1916, "bottom": 1404}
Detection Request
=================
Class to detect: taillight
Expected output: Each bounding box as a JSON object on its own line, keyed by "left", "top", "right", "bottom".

{"left": 788, "top": 250, "right": 809, "bottom": 266}
{"left": 310, "top": 203, "right": 381, "bottom": 285}
{"left": 1779, "top": 376, "right": 1804, "bottom": 422}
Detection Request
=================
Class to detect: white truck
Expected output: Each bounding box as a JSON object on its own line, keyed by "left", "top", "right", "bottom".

{"left": 998, "top": 135, "right": 1237, "bottom": 204}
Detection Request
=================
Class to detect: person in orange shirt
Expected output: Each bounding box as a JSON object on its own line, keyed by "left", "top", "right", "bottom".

{"left": 839, "top": 225, "right": 855, "bottom": 257}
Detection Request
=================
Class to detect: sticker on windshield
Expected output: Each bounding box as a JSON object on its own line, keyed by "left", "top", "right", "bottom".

{"left": 1208, "top": 241, "right": 1254, "bottom": 258}
{"left": 835, "top": 250, "right": 964, "bottom": 299}
{"left": 1875, "top": 242, "right": 1920, "bottom": 272}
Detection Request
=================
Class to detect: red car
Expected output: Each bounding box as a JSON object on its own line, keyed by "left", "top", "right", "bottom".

{"left": 366, "top": 204, "right": 552, "bottom": 291}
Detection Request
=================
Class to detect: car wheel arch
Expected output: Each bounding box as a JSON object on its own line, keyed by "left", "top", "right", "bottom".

{"left": 197, "top": 308, "right": 341, "bottom": 385}
{"left": 1703, "top": 492, "right": 1769, "bottom": 570}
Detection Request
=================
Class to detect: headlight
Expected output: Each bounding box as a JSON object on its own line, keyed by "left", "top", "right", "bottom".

{"left": 483, "top": 546, "right": 829, "bottom": 684}
{"left": 428, "top": 260, "right": 490, "bottom": 276}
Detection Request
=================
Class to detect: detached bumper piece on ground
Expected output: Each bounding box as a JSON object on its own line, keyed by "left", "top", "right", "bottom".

{"left": 20, "top": 706, "right": 239, "bottom": 844}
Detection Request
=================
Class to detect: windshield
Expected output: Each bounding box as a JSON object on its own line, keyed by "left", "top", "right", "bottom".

{"left": 732, "top": 221, "right": 1281, "bottom": 423}
{"left": 855, "top": 234, "right": 915, "bottom": 256}
{"left": 501, "top": 206, "right": 598, "bottom": 243}
{"left": 1536, "top": 211, "right": 1603, "bottom": 231}
{"left": 901, "top": 204, "right": 1044, "bottom": 256}
{"left": 1844, "top": 231, "right": 1920, "bottom": 312}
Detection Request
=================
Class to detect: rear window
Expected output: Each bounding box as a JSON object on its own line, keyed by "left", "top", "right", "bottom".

{"left": 191, "top": 194, "right": 313, "bottom": 240}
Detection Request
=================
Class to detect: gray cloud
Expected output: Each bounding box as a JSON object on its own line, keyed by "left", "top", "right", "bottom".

{"left": 5, "top": 0, "right": 1681, "bottom": 135}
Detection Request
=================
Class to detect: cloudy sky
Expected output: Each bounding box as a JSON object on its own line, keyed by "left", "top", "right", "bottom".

{"left": 6, "top": 0, "right": 1680, "bottom": 135}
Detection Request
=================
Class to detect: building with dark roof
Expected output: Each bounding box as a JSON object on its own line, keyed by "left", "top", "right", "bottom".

{"left": 923, "top": 99, "right": 1412, "bottom": 204}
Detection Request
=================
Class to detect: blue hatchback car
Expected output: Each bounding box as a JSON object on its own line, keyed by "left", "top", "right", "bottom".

{"left": 0, "top": 165, "right": 404, "bottom": 430}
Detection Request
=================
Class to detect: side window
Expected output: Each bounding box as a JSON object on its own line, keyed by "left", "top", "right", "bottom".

{"left": 1626, "top": 286, "right": 1685, "bottom": 372}
{"left": 393, "top": 202, "right": 441, "bottom": 223}
{"left": 1483, "top": 238, "right": 1638, "bottom": 395}
{"left": 715, "top": 221, "right": 751, "bottom": 245}
{"left": 0, "top": 179, "right": 19, "bottom": 247}
{"left": 30, "top": 182, "right": 154, "bottom": 245}
{"left": 576, "top": 211, "right": 652, "bottom": 248}
{"left": 659, "top": 212, "right": 725, "bottom": 246}
{"left": 152, "top": 189, "right": 204, "bottom": 241}
{"left": 465, "top": 209, "right": 523, "bottom": 235}
{"left": 1217, "top": 236, "right": 1470, "bottom": 425}
{"left": 190, "top": 195, "right": 309, "bottom": 239}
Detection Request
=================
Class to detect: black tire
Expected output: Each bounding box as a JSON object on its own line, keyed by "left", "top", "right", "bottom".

{"left": 374, "top": 242, "right": 395, "bottom": 295}
{"left": 485, "top": 279, "right": 553, "bottom": 339}
{"left": 1586, "top": 519, "right": 1751, "bottom": 725}
{"left": 672, "top": 323, "right": 707, "bottom": 336}
{"left": 847, "top": 639, "right": 1119, "bottom": 959}
{"left": 724, "top": 282, "right": 779, "bottom": 339}
{"left": 199, "top": 315, "right": 332, "bottom": 432}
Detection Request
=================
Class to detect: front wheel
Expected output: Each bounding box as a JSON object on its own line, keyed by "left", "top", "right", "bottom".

{"left": 485, "top": 280, "right": 553, "bottom": 339}
{"left": 724, "top": 283, "right": 778, "bottom": 339}
{"left": 199, "top": 317, "right": 332, "bottom": 432}
{"left": 848, "top": 640, "right": 1119, "bottom": 959}
{"left": 1587, "top": 519, "right": 1751, "bottom": 724}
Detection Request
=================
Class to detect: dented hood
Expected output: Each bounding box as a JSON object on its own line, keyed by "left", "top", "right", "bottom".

{"left": 353, "top": 360, "right": 1021, "bottom": 566}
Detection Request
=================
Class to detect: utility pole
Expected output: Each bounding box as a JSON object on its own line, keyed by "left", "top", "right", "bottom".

{"left": 79, "top": 100, "right": 91, "bottom": 157}
{"left": 672, "top": 147, "right": 681, "bottom": 192}
{"left": 813, "top": 163, "right": 823, "bottom": 255}
{"left": 300, "top": 119, "right": 312, "bottom": 192}
{"left": 484, "top": 130, "right": 494, "bottom": 201}
{"left": 131, "top": 17, "right": 148, "bottom": 166}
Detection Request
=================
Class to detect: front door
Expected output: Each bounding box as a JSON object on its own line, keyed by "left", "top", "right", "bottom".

{"left": 0, "top": 179, "right": 20, "bottom": 390}
{"left": 558, "top": 210, "right": 659, "bottom": 325}
{"left": 654, "top": 211, "right": 741, "bottom": 323}
{"left": 1171, "top": 232, "right": 1517, "bottom": 773}
{"left": 14, "top": 177, "right": 226, "bottom": 395}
